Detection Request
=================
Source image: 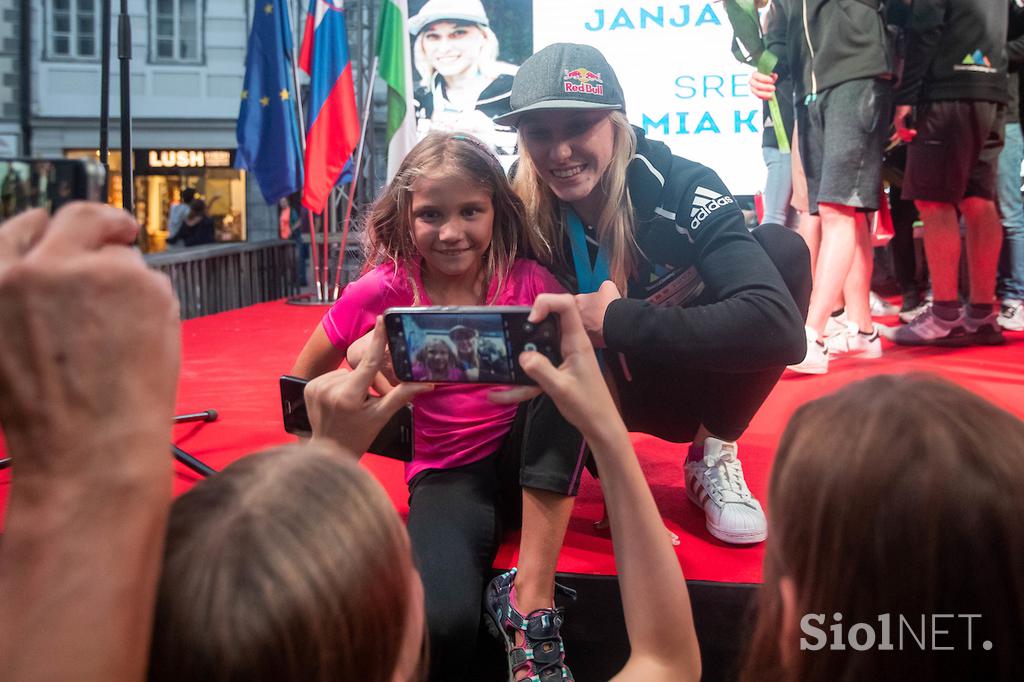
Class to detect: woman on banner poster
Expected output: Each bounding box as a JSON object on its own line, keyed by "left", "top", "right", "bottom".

{"left": 408, "top": 0, "right": 529, "bottom": 166}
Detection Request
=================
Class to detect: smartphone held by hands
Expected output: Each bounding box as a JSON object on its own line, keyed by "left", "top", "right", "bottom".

{"left": 0, "top": 158, "right": 106, "bottom": 220}
{"left": 383, "top": 306, "right": 561, "bottom": 386}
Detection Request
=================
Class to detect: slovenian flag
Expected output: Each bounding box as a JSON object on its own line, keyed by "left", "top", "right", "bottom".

{"left": 299, "top": 0, "right": 360, "bottom": 214}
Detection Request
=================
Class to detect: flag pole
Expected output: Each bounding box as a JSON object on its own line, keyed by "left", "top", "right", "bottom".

{"left": 331, "top": 55, "right": 378, "bottom": 300}
{"left": 283, "top": 0, "right": 323, "bottom": 301}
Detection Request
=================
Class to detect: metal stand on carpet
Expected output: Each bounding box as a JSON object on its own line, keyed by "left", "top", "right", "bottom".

{"left": 171, "top": 409, "right": 218, "bottom": 477}
{"left": 1, "top": 410, "right": 219, "bottom": 476}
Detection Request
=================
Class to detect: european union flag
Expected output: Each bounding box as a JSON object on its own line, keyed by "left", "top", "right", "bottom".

{"left": 236, "top": 0, "right": 303, "bottom": 203}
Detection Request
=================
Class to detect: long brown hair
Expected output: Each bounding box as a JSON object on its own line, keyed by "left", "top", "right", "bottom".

{"left": 362, "top": 132, "right": 545, "bottom": 304}
{"left": 512, "top": 110, "right": 639, "bottom": 292}
{"left": 743, "top": 374, "right": 1024, "bottom": 681}
{"left": 148, "top": 444, "right": 419, "bottom": 682}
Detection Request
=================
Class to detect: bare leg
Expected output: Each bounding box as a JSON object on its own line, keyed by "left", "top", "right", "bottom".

{"left": 796, "top": 211, "right": 822, "bottom": 277}
{"left": 916, "top": 200, "right": 961, "bottom": 302}
{"left": 514, "top": 488, "right": 574, "bottom": 614}
{"left": 806, "top": 203, "right": 859, "bottom": 336}
{"left": 959, "top": 196, "right": 1003, "bottom": 306}
{"left": 843, "top": 213, "right": 874, "bottom": 332}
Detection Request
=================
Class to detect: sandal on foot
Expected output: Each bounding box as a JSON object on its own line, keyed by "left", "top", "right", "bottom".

{"left": 485, "top": 568, "right": 576, "bottom": 682}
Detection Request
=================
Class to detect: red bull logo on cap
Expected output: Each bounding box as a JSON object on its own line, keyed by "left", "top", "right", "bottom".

{"left": 563, "top": 68, "right": 605, "bottom": 96}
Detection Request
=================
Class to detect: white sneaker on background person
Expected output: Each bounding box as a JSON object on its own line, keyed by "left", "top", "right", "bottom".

{"left": 869, "top": 291, "right": 901, "bottom": 316}
{"left": 788, "top": 326, "right": 829, "bottom": 374}
{"left": 998, "top": 300, "right": 1024, "bottom": 331}
{"left": 824, "top": 310, "right": 848, "bottom": 338}
{"left": 684, "top": 438, "right": 767, "bottom": 544}
{"left": 826, "top": 323, "right": 883, "bottom": 359}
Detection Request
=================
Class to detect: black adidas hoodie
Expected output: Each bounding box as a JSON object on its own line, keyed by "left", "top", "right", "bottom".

{"left": 549, "top": 129, "right": 806, "bottom": 439}
{"left": 765, "top": 0, "right": 893, "bottom": 103}
{"left": 895, "top": 0, "right": 1008, "bottom": 104}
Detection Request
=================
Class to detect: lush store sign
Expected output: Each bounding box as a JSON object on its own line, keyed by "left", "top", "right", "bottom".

{"left": 136, "top": 149, "right": 235, "bottom": 173}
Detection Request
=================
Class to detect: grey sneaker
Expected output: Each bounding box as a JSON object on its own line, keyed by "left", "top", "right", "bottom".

{"left": 965, "top": 311, "right": 1006, "bottom": 345}
{"left": 998, "top": 300, "right": 1024, "bottom": 332}
{"left": 891, "top": 306, "right": 972, "bottom": 346}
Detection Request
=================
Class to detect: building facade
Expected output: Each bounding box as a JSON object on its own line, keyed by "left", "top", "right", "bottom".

{"left": 26, "top": 0, "right": 280, "bottom": 248}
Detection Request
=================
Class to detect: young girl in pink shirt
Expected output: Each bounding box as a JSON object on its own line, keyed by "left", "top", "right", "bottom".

{"left": 291, "top": 133, "right": 579, "bottom": 681}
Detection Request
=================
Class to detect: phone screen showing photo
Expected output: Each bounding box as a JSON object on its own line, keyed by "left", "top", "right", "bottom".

{"left": 394, "top": 313, "right": 516, "bottom": 384}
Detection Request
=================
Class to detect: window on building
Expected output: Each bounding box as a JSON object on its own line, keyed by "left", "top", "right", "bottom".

{"left": 150, "top": 0, "right": 203, "bottom": 63}
{"left": 49, "top": 0, "right": 100, "bottom": 59}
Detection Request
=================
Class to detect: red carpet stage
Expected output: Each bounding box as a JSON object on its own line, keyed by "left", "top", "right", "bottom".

{"left": 2, "top": 300, "right": 1022, "bottom": 679}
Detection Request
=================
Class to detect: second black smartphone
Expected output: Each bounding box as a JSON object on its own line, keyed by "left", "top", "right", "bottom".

{"left": 279, "top": 375, "right": 413, "bottom": 461}
{"left": 383, "top": 306, "right": 561, "bottom": 385}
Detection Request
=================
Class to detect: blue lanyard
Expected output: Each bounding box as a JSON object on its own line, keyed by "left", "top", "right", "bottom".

{"left": 566, "top": 207, "right": 610, "bottom": 294}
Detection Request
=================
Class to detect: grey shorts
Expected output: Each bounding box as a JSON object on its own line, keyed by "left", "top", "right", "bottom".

{"left": 797, "top": 77, "right": 892, "bottom": 214}
{"left": 903, "top": 100, "right": 1006, "bottom": 203}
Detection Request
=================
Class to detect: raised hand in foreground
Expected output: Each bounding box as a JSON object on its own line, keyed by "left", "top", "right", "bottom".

{"left": 304, "top": 316, "right": 432, "bottom": 458}
{"left": 491, "top": 294, "right": 701, "bottom": 681}
{"left": 0, "top": 203, "right": 180, "bottom": 682}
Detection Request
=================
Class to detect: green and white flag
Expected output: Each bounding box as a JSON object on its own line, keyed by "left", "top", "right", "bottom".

{"left": 376, "top": 0, "right": 417, "bottom": 180}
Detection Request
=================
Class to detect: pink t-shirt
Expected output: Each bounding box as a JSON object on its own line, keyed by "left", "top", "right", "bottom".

{"left": 321, "top": 258, "right": 565, "bottom": 482}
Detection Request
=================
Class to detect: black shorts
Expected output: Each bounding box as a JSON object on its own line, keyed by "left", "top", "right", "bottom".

{"left": 903, "top": 100, "right": 1006, "bottom": 203}
{"left": 797, "top": 77, "right": 891, "bottom": 214}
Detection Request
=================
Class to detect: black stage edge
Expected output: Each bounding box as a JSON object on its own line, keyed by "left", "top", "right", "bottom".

{"left": 471, "top": 574, "right": 757, "bottom": 681}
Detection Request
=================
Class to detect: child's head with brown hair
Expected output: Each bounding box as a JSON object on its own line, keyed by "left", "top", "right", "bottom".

{"left": 363, "top": 132, "right": 544, "bottom": 304}
{"left": 148, "top": 443, "right": 424, "bottom": 682}
{"left": 744, "top": 374, "right": 1024, "bottom": 681}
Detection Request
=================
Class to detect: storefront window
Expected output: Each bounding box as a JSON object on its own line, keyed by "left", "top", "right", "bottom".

{"left": 65, "top": 149, "right": 247, "bottom": 253}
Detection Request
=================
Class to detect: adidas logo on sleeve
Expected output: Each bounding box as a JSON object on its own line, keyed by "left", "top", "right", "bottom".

{"left": 686, "top": 185, "right": 735, "bottom": 233}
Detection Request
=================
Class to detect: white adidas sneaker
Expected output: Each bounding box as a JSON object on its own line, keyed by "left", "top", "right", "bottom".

{"left": 684, "top": 438, "right": 767, "bottom": 544}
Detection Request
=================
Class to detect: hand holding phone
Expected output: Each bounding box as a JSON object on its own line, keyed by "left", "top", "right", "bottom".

{"left": 384, "top": 306, "right": 561, "bottom": 385}
{"left": 281, "top": 317, "right": 432, "bottom": 460}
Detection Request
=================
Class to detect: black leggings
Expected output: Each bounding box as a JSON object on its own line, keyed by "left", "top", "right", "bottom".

{"left": 406, "top": 394, "right": 584, "bottom": 682}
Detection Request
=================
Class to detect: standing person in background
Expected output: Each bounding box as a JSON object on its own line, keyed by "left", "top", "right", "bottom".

{"left": 753, "top": 0, "right": 893, "bottom": 374}
{"left": 997, "top": 0, "right": 1024, "bottom": 332}
{"left": 166, "top": 187, "right": 196, "bottom": 244}
{"left": 891, "top": 0, "right": 1009, "bottom": 346}
{"left": 758, "top": 0, "right": 796, "bottom": 230}
{"left": 168, "top": 198, "right": 216, "bottom": 248}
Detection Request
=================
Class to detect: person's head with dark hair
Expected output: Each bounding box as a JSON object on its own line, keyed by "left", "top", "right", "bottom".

{"left": 148, "top": 443, "right": 425, "bottom": 682}
{"left": 744, "top": 374, "right": 1024, "bottom": 681}
{"left": 181, "top": 188, "right": 197, "bottom": 205}
{"left": 188, "top": 198, "right": 206, "bottom": 218}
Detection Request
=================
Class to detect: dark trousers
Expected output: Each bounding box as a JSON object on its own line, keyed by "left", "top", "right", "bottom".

{"left": 407, "top": 394, "right": 585, "bottom": 682}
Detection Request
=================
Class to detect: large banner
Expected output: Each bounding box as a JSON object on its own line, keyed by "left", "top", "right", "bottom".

{"left": 407, "top": 1, "right": 764, "bottom": 195}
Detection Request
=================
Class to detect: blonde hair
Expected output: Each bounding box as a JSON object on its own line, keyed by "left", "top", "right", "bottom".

{"left": 512, "top": 111, "right": 639, "bottom": 292}
{"left": 413, "top": 21, "right": 508, "bottom": 88}
{"left": 148, "top": 444, "right": 420, "bottom": 682}
{"left": 362, "top": 132, "right": 545, "bottom": 304}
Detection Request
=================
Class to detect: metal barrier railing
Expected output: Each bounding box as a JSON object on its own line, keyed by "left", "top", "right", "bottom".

{"left": 145, "top": 241, "right": 299, "bottom": 320}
